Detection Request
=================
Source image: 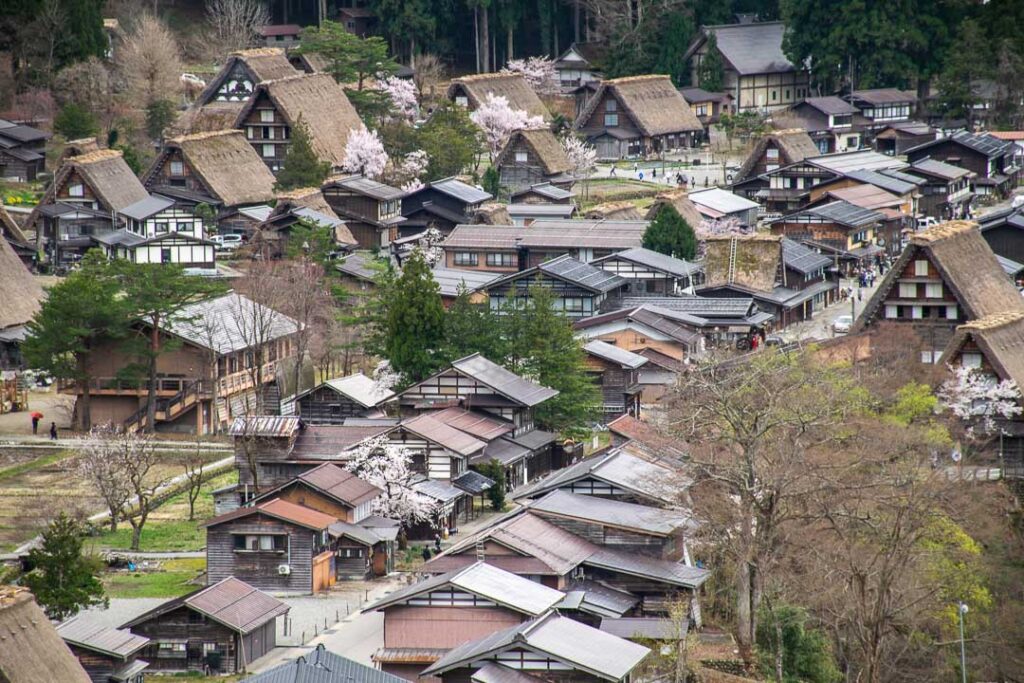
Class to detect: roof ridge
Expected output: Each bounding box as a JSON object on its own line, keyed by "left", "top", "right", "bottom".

{"left": 68, "top": 148, "right": 123, "bottom": 164}
{"left": 910, "top": 220, "right": 977, "bottom": 243}
{"left": 169, "top": 129, "right": 243, "bottom": 144}
{"left": 959, "top": 310, "right": 1024, "bottom": 331}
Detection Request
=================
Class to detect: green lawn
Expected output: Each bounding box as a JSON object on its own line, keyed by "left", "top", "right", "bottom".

{"left": 87, "top": 470, "right": 237, "bottom": 552}
{"left": 102, "top": 558, "right": 206, "bottom": 599}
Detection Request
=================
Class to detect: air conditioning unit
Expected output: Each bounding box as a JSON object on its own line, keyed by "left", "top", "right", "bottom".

{"left": 277, "top": 564, "right": 291, "bottom": 576}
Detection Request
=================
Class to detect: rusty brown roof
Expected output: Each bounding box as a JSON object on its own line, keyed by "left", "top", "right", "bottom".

{"left": 185, "top": 577, "right": 289, "bottom": 634}
{"left": 402, "top": 414, "right": 487, "bottom": 456}
{"left": 202, "top": 496, "right": 337, "bottom": 530}
{"left": 297, "top": 463, "right": 381, "bottom": 506}
{"left": 428, "top": 407, "right": 514, "bottom": 441}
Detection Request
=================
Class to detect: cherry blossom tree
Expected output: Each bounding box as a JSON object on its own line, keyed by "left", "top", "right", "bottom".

{"left": 418, "top": 227, "right": 444, "bottom": 266}
{"left": 342, "top": 127, "right": 389, "bottom": 179}
{"left": 696, "top": 216, "right": 751, "bottom": 238}
{"left": 345, "top": 435, "right": 435, "bottom": 530}
{"left": 393, "top": 150, "right": 429, "bottom": 192}
{"left": 470, "top": 93, "right": 546, "bottom": 161}
{"left": 939, "top": 365, "right": 1022, "bottom": 435}
{"left": 372, "top": 359, "right": 402, "bottom": 391}
{"left": 376, "top": 74, "right": 419, "bottom": 121}
{"left": 78, "top": 426, "right": 132, "bottom": 532}
{"left": 503, "top": 56, "right": 558, "bottom": 95}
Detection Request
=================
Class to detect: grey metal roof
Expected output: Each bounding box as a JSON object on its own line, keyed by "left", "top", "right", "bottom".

{"left": 451, "top": 354, "right": 559, "bottom": 406}
{"left": 593, "top": 247, "right": 701, "bottom": 278}
{"left": 781, "top": 238, "right": 832, "bottom": 274}
{"left": 453, "top": 469, "right": 495, "bottom": 494}
{"left": 537, "top": 255, "right": 628, "bottom": 292}
{"left": 511, "top": 182, "right": 572, "bottom": 201}
{"left": 56, "top": 618, "right": 149, "bottom": 659}
{"left": 519, "top": 219, "right": 648, "bottom": 249}
{"left": 472, "top": 663, "right": 545, "bottom": 683}
{"left": 700, "top": 22, "right": 795, "bottom": 76}
{"left": 909, "top": 157, "right": 972, "bottom": 180}
{"left": 809, "top": 150, "right": 908, "bottom": 175}
{"left": 516, "top": 447, "right": 677, "bottom": 503}
{"left": 474, "top": 436, "right": 531, "bottom": 466}
{"left": 442, "top": 225, "right": 525, "bottom": 250}
{"left": 951, "top": 130, "right": 1016, "bottom": 157}
{"left": 507, "top": 428, "right": 557, "bottom": 451}
{"left": 293, "top": 207, "right": 345, "bottom": 229}
{"left": 529, "top": 490, "right": 693, "bottom": 536}
{"left": 845, "top": 169, "right": 922, "bottom": 194}
{"left": 997, "top": 254, "right": 1024, "bottom": 276}
{"left": 424, "top": 612, "right": 650, "bottom": 679}
{"left": 294, "top": 373, "right": 394, "bottom": 408}
{"left": 848, "top": 88, "right": 916, "bottom": 105}
{"left": 328, "top": 520, "right": 381, "bottom": 546}
{"left": 336, "top": 252, "right": 387, "bottom": 281}
{"left": 118, "top": 194, "right": 175, "bottom": 221}
{"left": 164, "top": 293, "right": 299, "bottom": 354}
{"left": 229, "top": 416, "right": 301, "bottom": 438}
{"left": 805, "top": 200, "right": 885, "bottom": 228}
{"left": 431, "top": 267, "right": 502, "bottom": 297}
{"left": 185, "top": 577, "right": 289, "bottom": 634}
{"left": 91, "top": 229, "right": 147, "bottom": 248}
{"left": 413, "top": 477, "right": 466, "bottom": 503}
{"left": 506, "top": 203, "right": 575, "bottom": 217}
{"left": 430, "top": 177, "right": 492, "bottom": 204}
{"left": 688, "top": 187, "right": 759, "bottom": 215}
{"left": 614, "top": 296, "right": 755, "bottom": 318}
{"left": 240, "top": 643, "right": 407, "bottom": 683}
{"left": 238, "top": 205, "right": 273, "bottom": 222}
{"left": 584, "top": 547, "right": 711, "bottom": 589}
{"left": 599, "top": 617, "right": 683, "bottom": 640}
{"left": 584, "top": 340, "right": 648, "bottom": 369}
{"left": 800, "top": 96, "right": 858, "bottom": 116}
{"left": 563, "top": 580, "right": 640, "bottom": 617}
{"left": 334, "top": 175, "right": 406, "bottom": 201}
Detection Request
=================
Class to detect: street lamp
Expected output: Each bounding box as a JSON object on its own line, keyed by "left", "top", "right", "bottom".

{"left": 958, "top": 602, "right": 969, "bottom": 683}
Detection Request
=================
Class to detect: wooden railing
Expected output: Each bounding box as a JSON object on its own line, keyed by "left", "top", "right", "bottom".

{"left": 58, "top": 376, "right": 194, "bottom": 394}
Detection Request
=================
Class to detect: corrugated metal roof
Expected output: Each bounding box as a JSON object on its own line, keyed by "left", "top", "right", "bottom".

{"left": 781, "top": 238, "right": 832, "bottom": 274}
{"left": 584, "top": 548, "right": 710, "bottom": 589}
{"left": 241, "top": 643, "right": 407, "bottom": 683}
{"left": 430, "top": 406, "right": 513, "bottom": 440}
{"left": 431, "top": 267, "right": 502, "bottom": 297}
{"left": 431, "top": 178, "right": 492, "bottom": 204}
{"left": 450, "top": 354, "right": 559, "bottom": 407}
{"left": 909, "top": 157, "right": 972, "bottom": 180}
{"left": 997, "top": 254, "right": 1024, "bottom": 276}
{"left": 165, "top": 293, "right": 299, "bottom": 355}
{"left": 185, "top": 577, "right": 289, "bottom": 634}
{"left": 373, "top": 647, "right": 449, "bottom": 664}
{"left": 537, "top": 255, "right": 628, "bottom": 293}
{"left": 229, "top": 416, "right": 301, "bottom": 437}
{"left": 402, "top": 413, "right": 487, "bottom": 456}
{"left": 118, "top": 194, "right": 175, "bottom": 221}
{"left": 584, "top": 340, "right": 648, "bottom": 369}
{"left": 593, "top": 247, "right": 701, "bottom": 278}
{"left": 689, "top": 187, "right": 760, "bottom": 215}
{"left": 530, "top": 490, "right": 693, "bottom": 536}
{"left": 599, "top": 617, "right": 683, "bottom": 640}
{"left": 823, "top": 184, "right": 904, "bottom": 211}
{"left": 297, "top": 463, "right": 381, "bottom": 506}
{"left": 56, "top": 618, "right": 149, "bottom": 659}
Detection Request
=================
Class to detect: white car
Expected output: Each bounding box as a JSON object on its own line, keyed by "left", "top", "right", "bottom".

{"left": 211, "top": 234, "right": 243, "bottom": 251}
{"left": 832, "top": 314, "right": 854, "bottom": 334}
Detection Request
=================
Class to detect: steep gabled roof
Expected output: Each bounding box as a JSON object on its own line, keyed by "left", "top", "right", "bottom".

{"left": 124, "top": 577, "right": 289, "bottom": 635}
{"left": 450, "top": 354, "right": 559, "bottom": 406}
{"left": 202, "top": 496, "right": 337, "bottom": 530}
{"left": 644, "top": 188, "right": 705, "bottom": 228}
{"left": 576, "top": 75, "right": 701, "bottom": 136}
{"left": 0, "top": 233, "right": 43, "bottom": 331}
{"left": 702, "top": 234, "right": 781, "bottom": 291}
{"left": 940, "top": 311, "right": 1024, "bottom": 389}
{"left": 686, "top": 22, "right": 796, "bottom": 75}
{"left": 251, "top": 462, "right": 381, "bottom": 508}
{"left": 262, "top": 186, "right": 357, "bottom": 244}
{"left": 855, "top": 221, "right": 1024, "bottom": 331}
{"left": 495, "top": 128, "right": 571, "bottom": 176}
{"left": 195, "top": 48, "right": 298, "bottom": 106}
{"left": 734, "top": 129, "right": 819, "bottom": 184}
{"left": 238, "top": 74, "right": 362, "bottom": 166}
{"left": 37, "top": 149, "right": 149, "bottom": 218}
{"left": 0, "top": 588, "right": 91, "bottom": 682}
{"left": 447, "top": 72, "right": 550, "bottom": 119}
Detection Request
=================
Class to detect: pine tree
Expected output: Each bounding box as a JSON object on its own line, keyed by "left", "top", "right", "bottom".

{"left": 697, "top": 33, "right": 724, "bottom": 92}
{"left": 23, "top": 513, "right": 107, "bottom": 620}
{"left": 53, "top": 102, "right": 98, "bottom": 139}
{"left": 482, "top": 165, "right": 501, "bottom": 197}
{"left": 643, "top": 204, "right": 697, "bottom": 260}
{"left": 442, "top": 285, "right": 506, "bottom": 364}
{"left": 381, "top": 249, "right": 446, "bottom": 383}
{"left": 275, "top": 118, "right": 331, "bottom": 191}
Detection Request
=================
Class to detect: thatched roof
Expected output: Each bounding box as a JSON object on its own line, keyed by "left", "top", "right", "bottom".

{"left": 856, "top": 221, "right": 1024, "bottom": 331}
{"left": 0, "top": 587, "right": 91, "bottom": 682}
{"left": 61, "top": 137, "right": 99, "bottom": 161}
{"left": 645, "top": 189, "right": 704, "bottom": 228}
{"left": 0, "top": 233, "right": 42, "bottom": 331}
{"left": 0, "top": 203, "right": 29, "bottom": 243}
{"left": 447, "top": 72, "right": 550, "bottom": 119}
{"left": 290, "top": 51, "right": 332, "bottom": 74}
{"left": 577, "top": 75, "right": 702, "bottom": 136}
{"left": 237, "top": 74, "right": 362, "bottom": 166}
{"left": 734, "top": 129, "right": 819, "bottom": 184}
{"left": 494, "top": 128, "right": 571, "bottom": 176}
{"left": 702, "top": 234, "right": 782, "bottom": 292}
{"left": 171, "top": 102, "right": 244, "bottom": 135}
{"left": 940, "top": 311, "right": 1024, "bottom": 388}
{"left": 472, "top": 202, "right": 513, "bottom": 225}
{"left": 265, "top": 187, "right": 357, "bottom": 244}
{"left": 584, "top": 201, "right": 645, "bottom": 220}
{"left": 153, "top": 130, "right": 277, "bottom": 208}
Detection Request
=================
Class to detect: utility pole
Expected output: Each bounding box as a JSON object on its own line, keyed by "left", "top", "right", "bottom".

{"left": 958, "top": 602, "right": 969, "bottom": 683}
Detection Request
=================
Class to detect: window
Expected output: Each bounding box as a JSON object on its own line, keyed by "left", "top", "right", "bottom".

{"left": 766, "top": 147, "right": 779, "bottom": 161}
{"left": 263, "top": 126, "right": 272, "bottom": 139}
{"left": 486, "top": 252, "right": 515, "bottom": 267}
{"left": 604, "top": 113, "right": 619, "bottom": 127}
{"left": 962, "top": 352, "right": 983, "bottom": 369}
{"left": 696, "top": 104, "right": 708, "bottom": 116}
{"left": 260, "top": 109, "right": 274, "bottom": 123}
{"left": 946, "top": 304, "right": 958, "bottom": 319}
{"left": 233, "top": 534, "right": 285, "bottom": 551}
{"left": 899, "top": 283, "right": 916, "bottom": 298}
{"left": 925, "top": 283, "right": 942, "bottom": 298}
{"left": 262, "top": 144, "right": 275, "bottom": 158}
{"left": 832, "top": 115, "right": 853, "bottom": 127}
{"left": 161, "top": 248, "right": 172, "bottom": 264}
{"left": 159, "top": 642, "right": 186, "bottom": 653}
{"left": 914, "top": 259, "right": 929, "bottom": 276}
{"left": 562, "top": 297, "right": 586, "bottom": 313}
{"left": 169, "top": 160, "right": 184, "bottom": 176}
{"left": 455, "top": 96, "right": 468, "bottom": 107}
{"left": 68, "top": 183, "right": 84, "bottom": 197}
{"left": 920, "top": 350, "right": 939, "bottom": 364}
{"left": 338, "top": 547, "right": 363, "bottom": 558}
{"left": 515, "top": 151, "right": 528, "bottom": 163}
{"left": 177, "top": 222, "right": 192, "bottom": 233}
{"left": 453, "top": 252, "right": 478, "bottom": 266}
{"left": 884, "top": 305, "right": 898, "bottom": 319}
{"left": 771, "top": 90, "right": 777, "bottom": 101}
{"left": 605, "top": 99, "right": 617, "bottom": 112}
{"left": 846, "top": 136, "right": 858, "bottom": 148}
{"left": 785, "top": 89, "right": 790, "bottom": 100}
{"left": 154, "top": 221, "right": 169, "bottom": 234}
{"left": 202, "top": 643, "right": 219, "bottom": 656}
{"left": 911, "top": 306, "right": 923, "bottom": 319}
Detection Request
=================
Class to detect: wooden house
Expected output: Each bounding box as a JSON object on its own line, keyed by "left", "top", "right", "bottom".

{"left": 776, "top": 97, "right": 862, "bottom": 154}
{"left": 260, "top": 23, "right": 301, "bottom": 47}
{"left": 481, "top": 254, "right": 628, "bottom": 319}
{"left": 57, "top": 619, "right": 149, "bottom": 683}
{"left": 253, "top": 187, "right": 356, "bottom": 257}
{"left": 0, "top": 587, "right": 91, "bottom": 683}
{"left": 369, "top": 562, "right": 565, "bottom": 679}
{"left": 698, "top": 235, "right": 838, "bottom": 330}
{"left": 679, "top": 87, "right": 734, "bottom": 132}
{"left": 979, "top": 207, "right": 1024, "bottom": 265}
{"left": 235, "top": 73, "right": 362, "bottom": 173}
{"left": 844, "top": 88, "right": 916, "bottom": 129}
{"left": 730, "top": 128, "right": 819, "bottom": 202}
{"left": 0, "top": 118, "right": 48, "bottom": 181}
{"left": 510, "top": 182, "right": 574, "bottom": 205}
{"left": 684, "top": 22, "right": 810, "bottom": 112}
{"left": 92, "top": 230, "right": 217, "bottom": 270}
{"left": 582, "top": 341, "right": 647, "bottom": 419}
{"left": 0, "top": 236, "right": 44, "bottom": 369}
{"left": 938, "top": 311, "right": 1024, "bottom": 479}
{"left": 28, "top": 149, "right": 149, "bottom": 265}
{"left": 122, "top": 578, "right": 288, "bottom": 674}
{"left": 905, "top": 131, "right": 1021, "bottom": 197}
{"left": 592, "top": 247, "right": 702, "bottom": 296}
{"left": 442, "top": 225, "right": 524, "bottom": 273}
{"left": 494, "top": 128, "right": 574, "bottom": 192}
{"left": 431, "top": 267, "right": 501, "bottom": 307}
{"left": 240, "top": 643, "right": 406, "bottom": 683}
{"left": 422, "top": 612, "right": 649, "bottom": 683}
{"left": 447, "top": 72, "right": 550, "bottom": 120}
{"left": 294, "top": 372, "right": 394, "bottom": 424}
{"left": 770, "top": 200, "right": 887, "bottom": 272}
{"left": 853, "top": 221, "right": 1024, "bottom": 362}
{"left": 60, "top": 293, "right": 298, "bottom": 432}
{"left": 143, "top": 130, "right": 277, "bottom": 228}
{"left": 906, "top": 158, "right": 975, "bottom": 220}
{"left": 401, "top": 178, "right": 492, "bottom": 237}
{"left": 873, "top": 121, "right": 937, "bottom": 156}
{"left": 322, "top": 175, "right": 406, "bottom": 249}
{"left": 553, "top": 43, "right": 605, "bottom": 90}
{"left": 574, "top": 75, "right": 702, "bottom": 160}
{"left": 174, "top": 48, "right": 299, "bottom": 134}
{"left": 1, "top": 203, "right": 35, "bottom": 268}
{"left": 338, "top": 6, "right": 380, "bottom": 36}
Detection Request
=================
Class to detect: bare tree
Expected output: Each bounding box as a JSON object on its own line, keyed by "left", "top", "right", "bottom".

{"left": 206, "top": 0, "right": 270, "bottom": 53}
{"left": 78, "top": 426, "right": 133, "bottom": 532}
{"left": 231, "top": 265, "right": 294, "bottom": 417}
{"left": 179, "top": 436, "right": 207, "bottom": 521}
{"left": 118, "top": 12, "right": 183, "bottom": 106}
{"left": 412, "top": 53, "right": 446, "bottom": 105}
{"left": 261, "top": 260, "right": 331, "bottom": 398}
{"left": 36, "top": 0, "right": 67, "bottom": 83}
{"left": 117, "top": 429, "right": 168, "bottom": 551}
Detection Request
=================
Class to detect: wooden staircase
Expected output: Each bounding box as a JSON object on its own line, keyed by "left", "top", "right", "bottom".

{"left": 123, "top": 380, "right": 205, "bottom": 432}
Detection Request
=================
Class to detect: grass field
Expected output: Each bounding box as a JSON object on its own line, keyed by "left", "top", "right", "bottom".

{"left": 102, "top": 557, "right": 207, "bottom": 599}
{"left": 578, "top": 178, "right": 661, "bottom": 212}
{"left": 87, "top": 470, "right": 237, "bottom": 553}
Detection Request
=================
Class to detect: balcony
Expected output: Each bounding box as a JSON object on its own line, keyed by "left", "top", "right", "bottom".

{"left": 59, "top": 362, "right": 279, "bottom": 398}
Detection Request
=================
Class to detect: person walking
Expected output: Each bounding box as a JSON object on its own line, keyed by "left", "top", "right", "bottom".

{"left": 609, "top": 165, "right": 617, "bottom": 178}
{"left": 49, "top": 422, "right": 57, "bottom": 440}
{"left": 30, "top": 413, "right": 40, "bottom": 435}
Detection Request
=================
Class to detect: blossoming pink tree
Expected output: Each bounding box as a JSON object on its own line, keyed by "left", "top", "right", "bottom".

{"left": 560, "top": 134, "right": 596, "bottom": 200}
{"left": 342, "top": 127, "right": 389, "bottom": 179}
{"left": 939, "top": 365, "right": 1022, "bottom": 436}
{"left": 345, "top": 435, "right": 435, "bottom": 531}
{"left": 503, "top": 56, "right": 558, "bottom": 95}
{"left": 470, "top": 93, "right": 546, "bottom": 161}
{"left": 376, "top": 74, "right": 419, "bottom": 121}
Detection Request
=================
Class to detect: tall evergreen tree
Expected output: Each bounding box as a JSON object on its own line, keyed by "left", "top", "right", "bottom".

{"left": 643, "top": 204, "right": 698, "bottom": 260}
{"left": 697, "top": 33, "right": 724, "bottom": 92}
{"left": 442, "top": 285, "right": 506, "bottom": 363}
{"left": 652, "top": 11, "right": 695, "bottom": 86}
{"left": 53, "top": 102, "right": 98, "bottom": 139}
{"left": 936, "top": 19, "right": 992, "bottom": 126}
{"left": 23, "top": 513, "right": 107, "bottom": 620}
{"left": 379, "top": 248, "right": 446, "bottom": 383}
{"left": 276, "top": 119, "right": 331, "bottom": 191}
{"left": 417, "top": 101, "right": 482, "bottom": 180}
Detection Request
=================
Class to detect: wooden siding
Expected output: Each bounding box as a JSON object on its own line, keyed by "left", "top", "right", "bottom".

{"left": 532, "top": 510, "right": 674, "bottom": 559}
{"left": 130, "top": 603, "right": 240, "bottom": 674}
{"left": 206, "top": 516, "right": 319, "bottom": 593}
{"left": 146, "top": 149, "right": 212, "bottom": 199}
{"left": 274, "top": 484, "right": 356, "bottom": 522}
{"left": 240, "top": 91, "right": 290, "bottom": 173}
{"left": 296, "top": 386, "right": 367, "bottom": 424}
{"left": 384, "top": 605, "right": 523, "bottom": 649}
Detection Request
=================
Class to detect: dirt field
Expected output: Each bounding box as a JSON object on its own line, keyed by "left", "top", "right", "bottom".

{"left": 0, "top": 389, "right": 75, "bottom": 436}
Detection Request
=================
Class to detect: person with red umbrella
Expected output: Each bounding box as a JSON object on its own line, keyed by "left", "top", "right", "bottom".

{"left": 30, "top": 411, "right": 42, "bottom": 435}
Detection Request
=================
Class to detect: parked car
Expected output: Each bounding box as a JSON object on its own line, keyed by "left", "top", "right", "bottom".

{"left": 832, "top": 315, "right": 854, "bottom": 334}
{"left": 916, "top": 216, "right": 938, "bottom": 231}
{"left": 211, "top": 234, "right": 243, "bottom": 251}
